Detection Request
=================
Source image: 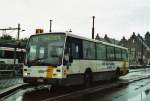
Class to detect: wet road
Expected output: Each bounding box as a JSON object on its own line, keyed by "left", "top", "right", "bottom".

{"left": 1, "top": 69, "right": 150, "bottom": 101}
{"left": 68, "top": 78, "right": 150, "bottom": 101}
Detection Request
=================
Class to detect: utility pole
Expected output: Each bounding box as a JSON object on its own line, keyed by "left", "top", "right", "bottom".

{"left": 92, "top": 16, "right": 95, "bottom": 39}
{"left": 17, "top": 24, "right": 20, "bottom": 40}
{"left": 15, "top": 24, "right": 21, "bottom": 65}
{"left": 50, "top": 20, "right": 52, "bottom": 32}
{"left": 0, "top": 23, "right": 21, "bottom": 40}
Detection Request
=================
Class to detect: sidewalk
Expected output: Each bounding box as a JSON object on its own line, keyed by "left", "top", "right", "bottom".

{"left": 0, "top": 77, "right": 23, "bottom": 91}
{"left": 121, "top": 68, "right": 150, "bottom": 81}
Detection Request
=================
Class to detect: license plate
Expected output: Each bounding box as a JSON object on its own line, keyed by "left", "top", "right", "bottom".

{"left": 37, "top": 78, "right": 44, "bottom": 82}
{"left": 38, "top": 70, "right": 45, "bottom": 73}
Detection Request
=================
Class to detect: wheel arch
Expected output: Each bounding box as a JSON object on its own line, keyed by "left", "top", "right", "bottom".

{"left": 84, "top": 67, "right": 93, "bottom": 74}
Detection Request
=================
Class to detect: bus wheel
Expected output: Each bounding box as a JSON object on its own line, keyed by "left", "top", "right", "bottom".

{"left": 23, "top": 78, "right": 27, "bottom": 83}
{"left": 115, "top": 68, "right": 120, "bottom": 80}
{"left": 84, "top": 70, "right": 92, "bottom": 87}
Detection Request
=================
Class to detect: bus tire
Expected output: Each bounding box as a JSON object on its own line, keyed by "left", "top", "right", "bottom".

{"left": 115, "top": 68, "right": 120, "bottom": 80}
{"left": 84, "top": 70, "right": 92, "bottom": 87}
{"left": 23, "top": 77, "right": 30, "bottom": 83}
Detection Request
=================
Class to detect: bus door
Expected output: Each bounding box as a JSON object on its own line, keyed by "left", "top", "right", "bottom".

{"left": 64, "top": 36, "right": 83, "bottom": 74}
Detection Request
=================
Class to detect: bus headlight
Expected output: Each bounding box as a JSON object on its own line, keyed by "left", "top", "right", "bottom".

{"left": 24, "top": 72, "right": 28, "bottom": 76}
{"left": 57, "top": 73, "right": 62, "bottom": 77}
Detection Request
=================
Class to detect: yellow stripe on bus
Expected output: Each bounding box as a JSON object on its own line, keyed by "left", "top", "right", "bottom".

{"left": 123, "top": 62, "right": 129, "bottom": 75}
{"left": 46, "top": 66, "right": 54, "bottom": 78}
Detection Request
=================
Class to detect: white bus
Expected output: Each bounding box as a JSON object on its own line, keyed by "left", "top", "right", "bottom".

{"left": 23, "top": 32, "right": 129, "bottom": 86}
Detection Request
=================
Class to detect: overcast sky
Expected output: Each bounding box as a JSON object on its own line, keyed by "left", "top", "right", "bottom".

{"left": 0, "top": 0, "right": 150, "bottom": 40}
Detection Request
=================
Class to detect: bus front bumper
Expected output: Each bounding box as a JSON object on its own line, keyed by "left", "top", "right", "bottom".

{"left": 23, "top": 77, "right": 63, "bottom": 85}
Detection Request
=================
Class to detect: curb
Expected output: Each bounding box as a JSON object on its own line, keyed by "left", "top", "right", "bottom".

{"left": 129, "top": 76, "right": 150, "bottom": 83}
{"left": 0, "top": 83, "right": 28, "bottom": 98}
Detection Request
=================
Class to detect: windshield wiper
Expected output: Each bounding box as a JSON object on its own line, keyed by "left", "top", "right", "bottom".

{"left": 29, "top": 57, "right": 46, "bottom": 64}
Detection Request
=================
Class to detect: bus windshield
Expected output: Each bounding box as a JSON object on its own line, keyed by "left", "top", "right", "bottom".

{"left": 26, "top": 34, "right": 65, "bottom": 66}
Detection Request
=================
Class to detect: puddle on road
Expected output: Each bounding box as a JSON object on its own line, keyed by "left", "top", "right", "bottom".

{"left": 127, "top": 88, "right": 150, "bottom": 101}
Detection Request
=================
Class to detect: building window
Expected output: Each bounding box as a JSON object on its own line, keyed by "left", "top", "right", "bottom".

{"left": 122, "top": 50, "right": 128, "bottom": 61}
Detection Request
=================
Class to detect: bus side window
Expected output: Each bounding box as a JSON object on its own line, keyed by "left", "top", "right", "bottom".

{"left": 72, "top": 43, "right": 79, "bottom": 58}
{"left": 0, "top": 50, "right": 4, "bottom": 58}
{"left": 96, "top": 43, "right": 106, "bottom": 60}
{"left": 5, "top": 50, "right": 14, "bottom": 59}
{"left": 106, "top": 46, "right": 115, "bottom": 60}
{"left": 122, "top": 50, "right": 128, "bottom": 61}
{"left": 64, "top": 49, "right": 69, "bottom": 62}
{"left": 65, "top": 37, "right": 71, "bottom": 56}
{"left": 65, "top": 36, "right": 83, "bottom": 60}
{"left": 64, "top": 37, "right": 72, "bottom": 65}
{"left": 83, "top": 41, "right": 96, "bottom": 59}
{"left": 115, "top": 48, "right": 122, "bottom": 61}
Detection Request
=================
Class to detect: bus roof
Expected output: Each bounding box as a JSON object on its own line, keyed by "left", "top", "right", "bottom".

{"left": 31, "top": 32, "right": 128, "bottom": 50}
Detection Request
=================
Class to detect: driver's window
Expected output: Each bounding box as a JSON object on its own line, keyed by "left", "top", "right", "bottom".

{"left": 57, "top": 48, "right": 63, "bottom": 56}
{"left": 50, "top": 47, "right": 57, "bottom": 57}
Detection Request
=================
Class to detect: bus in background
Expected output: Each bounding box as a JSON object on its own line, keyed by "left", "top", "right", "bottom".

{"left": 0, "top": 47, "right": 25, "bottom": 64}
{"left": 23, "top": 32, "right": 129, "bottom": 86}
{"left": 0, "top": 46, "right": 25, "bottom": 77}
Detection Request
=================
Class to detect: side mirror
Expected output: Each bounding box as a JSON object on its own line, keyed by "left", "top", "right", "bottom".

{"left": 69, "top": 55, "right": 73, "bottom": 63}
